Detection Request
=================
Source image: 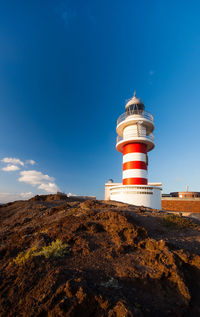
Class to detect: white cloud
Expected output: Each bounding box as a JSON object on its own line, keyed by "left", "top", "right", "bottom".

{"left": 1, "top": 155, "right": 59, "bottom": 195}
{"left": 38, "top": 182, "right": 59, "bottom": 193}
{"left": 0, "top": 192, "right": 33, "bottom": 204}
{"left": 18, "top": 170, "right": 59, "bottom": 193}
{"left": 20, "top": 192, "right": 33, "bottom": 198}
{"left": 1, "top": 157, "right": 36, "bottom": 172}
{"left": 2, "top": 164, "right": 20, "bottom": 172}
{"left": 19, "top": 170, "right": 54, "bottom": 185}
{"left": 26, "top": 159, "right": 36, "bottom": 165}
{"left": 1, "top": 157, "right": 24, "bottom": 166}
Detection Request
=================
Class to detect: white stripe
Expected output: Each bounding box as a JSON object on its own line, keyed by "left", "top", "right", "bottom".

{"left": 123, "top": 169, "right": 148, "bottom": 179}
{"left": 123, "top": 153, "right": 146, "bottom": 163}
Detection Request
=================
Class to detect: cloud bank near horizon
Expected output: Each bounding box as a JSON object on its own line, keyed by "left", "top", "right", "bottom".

{"left": 0, "top": 156, "right": 60, "bottom": 199}
{"left": 0, "top": 192, "right": 33, "bottom": 204}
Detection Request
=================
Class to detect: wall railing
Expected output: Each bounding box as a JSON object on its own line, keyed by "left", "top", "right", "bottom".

{"left": 117, "top": 110, "right": 154, "bottom": 126}
{"left": 117, "top": 133, "right": 154, "bottom": 144}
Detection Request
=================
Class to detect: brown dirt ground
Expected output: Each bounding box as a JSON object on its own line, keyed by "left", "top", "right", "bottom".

{"left": 0, "top": 194, "right": 200, "bottom": 316}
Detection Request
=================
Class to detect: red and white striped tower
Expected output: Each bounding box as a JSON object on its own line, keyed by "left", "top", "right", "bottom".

{"left": 109, "top": 92, "right": 162, "bottom": 209}
{"left": 123, "top": 143, "right": 148, "bottom": 185}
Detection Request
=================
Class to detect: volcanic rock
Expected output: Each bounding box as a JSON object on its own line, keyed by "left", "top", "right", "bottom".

{"left": 0, "top": 196, "right": 200, "bottom": 316}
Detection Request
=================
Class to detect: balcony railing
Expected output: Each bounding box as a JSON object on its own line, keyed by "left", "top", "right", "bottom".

{"left": 117, "top": 110, "right": 154, "bottom": 126}
{"left": 117, "top": 133, "right": 154, "bottom": 144}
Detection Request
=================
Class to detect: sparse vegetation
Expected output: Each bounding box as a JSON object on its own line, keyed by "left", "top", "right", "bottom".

{"left": 163, "top": 214, "right": 197, "bottom": 229}
{"left": 40, "top": 229, "right": 49, "bottom": 234}
{"left": 13, "top": 247, "right": 37, "bottom": 266}
{"left": 34, "top": 239, "right": 69, "bottom": 258}
{"left": 12, "top": 239, "right": 69, "bottom": 265}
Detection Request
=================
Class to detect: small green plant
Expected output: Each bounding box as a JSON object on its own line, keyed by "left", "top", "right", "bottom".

{"left": 12, "top": 239, "right": 69, "bottom": 266}
{"left": 40, "top": 229, "right": 49, "bottom": 234}
{"left": 163, "top": 214, "right": 196, "bottom": 229}
{"left": 13, "top": 247, "right": 37, "bottom": 266}
{"left": 34, "top": 239, "right": 69, "bottom": 258}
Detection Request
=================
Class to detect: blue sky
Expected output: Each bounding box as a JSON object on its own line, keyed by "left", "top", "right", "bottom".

{"left": 0, "top": 0, "right": 200, "bottom": 202}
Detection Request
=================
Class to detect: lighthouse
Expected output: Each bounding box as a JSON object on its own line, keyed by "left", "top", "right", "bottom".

{"left": 107, "top": 92, "right": 162, "bottom": 209}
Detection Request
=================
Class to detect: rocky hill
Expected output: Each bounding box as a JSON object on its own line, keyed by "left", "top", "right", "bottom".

{"left": 0, "top": 195, "right": 200, "bottom": 316}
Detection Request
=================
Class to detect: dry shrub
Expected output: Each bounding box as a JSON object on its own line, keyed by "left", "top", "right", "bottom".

{"left": 12, "top": 239, "right": 69, "bottom": 265}
{"left": 13, "top": 247, "right": 38, "bottom": 266}
{"left": 163, "top": 214, "right": 197, "bottom": 229}
{"left": 34, "top": 239, "right": 69, "bottom": 258}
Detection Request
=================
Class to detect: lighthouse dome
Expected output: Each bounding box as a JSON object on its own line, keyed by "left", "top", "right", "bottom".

{"left": 125, "top": 92, "right": 145, "bottom": 113}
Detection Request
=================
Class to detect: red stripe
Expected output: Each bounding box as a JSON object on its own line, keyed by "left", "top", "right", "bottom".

{"left": 123, "top": 143, "right": 147, "bottom": 155}
{"left": 123, "top": 178, "right": 147, "bottom": 185}
{"left": 123, "top": 161, "right": 147, "bottom": 171}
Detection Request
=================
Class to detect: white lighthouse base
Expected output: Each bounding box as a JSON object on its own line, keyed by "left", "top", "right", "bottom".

{"left": 109, "top": 185, "right": 162, "bottom": 210}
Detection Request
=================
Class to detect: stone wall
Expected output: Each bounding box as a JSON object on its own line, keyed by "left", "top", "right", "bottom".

{"left": 162, "top": 199, "right": 200, "bottom": 212}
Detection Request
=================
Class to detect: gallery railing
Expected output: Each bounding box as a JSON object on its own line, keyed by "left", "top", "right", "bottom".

{"left": 117, "top": 110, "right": 154, "bottom": 126}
